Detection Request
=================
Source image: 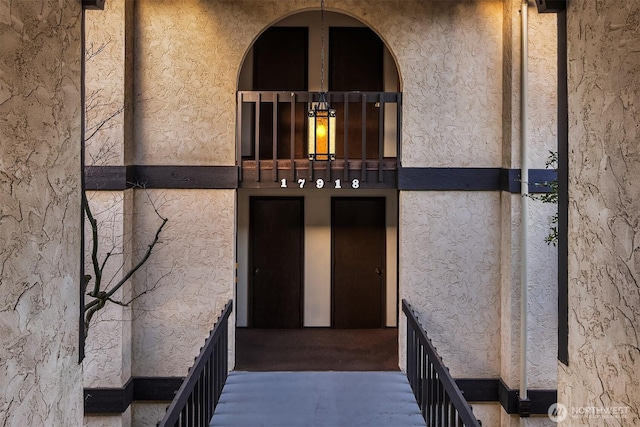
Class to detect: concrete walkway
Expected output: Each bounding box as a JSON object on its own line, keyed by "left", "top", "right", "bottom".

{"left": 210, "top": 371, "right": 425, "bottom": 427}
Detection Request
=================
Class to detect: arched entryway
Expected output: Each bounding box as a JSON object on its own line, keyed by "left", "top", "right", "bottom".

{"left": 234, "top": 10, "right": 402, "bottom": 370}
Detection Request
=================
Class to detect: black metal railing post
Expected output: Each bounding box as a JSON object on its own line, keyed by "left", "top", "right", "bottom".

{"left": 402, "top": 299, "right": 482, "bottom": 427}
{"left": 158, "top": 300, "right": 233, "bottom": 427}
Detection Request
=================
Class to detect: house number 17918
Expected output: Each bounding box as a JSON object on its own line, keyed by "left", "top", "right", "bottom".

{"left": 280, "top": 178, "right": 360, "bottom": 189}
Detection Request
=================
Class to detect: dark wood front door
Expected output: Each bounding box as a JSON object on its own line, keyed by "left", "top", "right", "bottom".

{"left": 329, "top": 27, "right": 384, "bottom": 160}
{"left": 332, "top": 197, "right": 385, "bottom": 328}
{"left": 250, "top": 197, "right": 303, "bottom": 328}
{"left": 253, "top": 27, "right": 308, "bottom": 160}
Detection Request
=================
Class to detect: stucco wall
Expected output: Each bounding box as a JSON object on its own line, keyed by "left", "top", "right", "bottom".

{"left": 560, "top": 1, "right": 640, "bottom": 425}
{"left": 131, "top": 189, "right": 235, "bottom": 377}
{"left": 85, "top": 0, "right": 133, "bottom": 166}
{"left": 0, "top": 1, "right": 83, "bottom": 425}
{"left": 81, "top": 1, "right": 562, "bottom": 425}
{"left": 400, "top": 191, "right": 503, "bottom": 377}
{"left": 132, "top": 0, "right": 504, "bottom": 168}
{"left": 499, "top": 5, "right": 558, "bottom": 425}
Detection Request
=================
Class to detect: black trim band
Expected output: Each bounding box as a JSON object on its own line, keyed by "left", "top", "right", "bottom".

{"left": 398, "top": 167, "right": 502, "bottom": 191}
{"left": 85, "top": 376, "right": 557, "bottom": 416}
{"left": 456, "top": 378, "right": 557, "bottom": 416}
{"left": 398, "top": 167, "right": 556, "bottom": 193}
{"left": 82, "top": 0, "right": 105, "bottom": 10}
{"left": 86, "top": 165, "right": 556, "bottom": 193}
{"left": 84, "top": 377, "right": 183, "bottom": 414}
{"left": 84, "top": 165, "right": 239, "bottom": 190}
{"left": 535, "top": 0, "right": 566, "bottom": 13}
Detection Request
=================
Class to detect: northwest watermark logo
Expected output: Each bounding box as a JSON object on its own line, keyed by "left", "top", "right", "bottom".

{"left": 548, "top": 403, "right": 568, "bottom": 423}
{"left": 548, "top": 403, "right": 630, "bottom": 423}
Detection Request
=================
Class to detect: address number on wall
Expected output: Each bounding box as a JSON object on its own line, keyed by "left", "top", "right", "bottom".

{"left": 280, "top": 178, "right": 360, "bottom": 189}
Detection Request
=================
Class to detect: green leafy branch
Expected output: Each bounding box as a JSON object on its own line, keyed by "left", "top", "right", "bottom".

{"left": 530, "top": 151, "right": 558, "bottom": 246}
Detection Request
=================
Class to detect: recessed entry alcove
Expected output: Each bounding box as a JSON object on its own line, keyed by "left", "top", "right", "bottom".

{"left": 235, "top": 10, "right": 401, "bottom": 370}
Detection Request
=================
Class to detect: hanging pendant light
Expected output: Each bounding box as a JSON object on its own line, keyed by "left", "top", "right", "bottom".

{"left": 308, "top": 0, "right": 336, "bottom": 161}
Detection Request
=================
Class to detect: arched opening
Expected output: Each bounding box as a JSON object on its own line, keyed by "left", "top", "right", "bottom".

{"left": 235, "top": 10, "right": 402, "bottom": 371}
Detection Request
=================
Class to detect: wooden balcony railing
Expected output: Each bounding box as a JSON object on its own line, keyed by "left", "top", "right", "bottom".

{"left": 236, "top": 91, "right": 401, "bottom": 188}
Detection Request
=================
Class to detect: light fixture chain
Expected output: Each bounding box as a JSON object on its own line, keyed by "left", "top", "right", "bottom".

{"left": 320, "top": 0, "right": 325, "bottom": 94}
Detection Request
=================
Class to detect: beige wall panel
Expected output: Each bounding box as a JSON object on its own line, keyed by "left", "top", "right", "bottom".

{"left": 399, "top": 191, "right": 501, "bottom": 377}
{"left": 133, "top": 0, "right": 503, "bottom": 167}
{"left": 502, "top": 415, "right": 555, "bottom": 427}
{"left": 132, "top": 402, "right": 166, "bottom": 427}
{"left": 502, "top": 0, "right": 557, "bottom": 169}
{"left": 85, "top": 0, "right": 131, "bottom": 166}
{"left": 470, "top": 402, "right": 501, "bottom": 426}
{"left": 0, "top": 1, "right": 83, "bottom": 425}
{"left": 561, "top": 0, "right": 640, "bottom": 425}
{"left": 388, "top": 1, "right": 504, "bottom": 167}
{"left": 526, "top": 199, "right": 558, "bottom": 389}
{"left": 500, "top": 193, "right": 558, "bottom": 391}
{"left": 84, "top": 408, "right": 131, "bottom": 427}
{"left": 498, "top": 0, "right": 558, "bottom": 400}
{"left": 527, "top": 5, "right": 558, "bottom": 168}
{"left": 131, "top": 190, "right": 235, "bottom": 376}
{"left": 499, "top": 193, "right": 520, "bottom": 385}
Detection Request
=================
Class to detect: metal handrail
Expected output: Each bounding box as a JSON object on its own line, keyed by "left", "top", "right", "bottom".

{"left": 403, "top": 299, "right": 481, "bottom": 427}
{"left": 158, "top": 300, "right": 233, "bottom": 427}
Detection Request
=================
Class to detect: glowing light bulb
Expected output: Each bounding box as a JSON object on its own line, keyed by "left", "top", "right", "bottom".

{"left": 316, "top": 123, "right": 327, "bottom": 139}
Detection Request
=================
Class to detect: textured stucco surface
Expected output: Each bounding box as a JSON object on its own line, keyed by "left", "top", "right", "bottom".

{"left": 80, "top": 1, "right": 565, "bottom": 425}
{"left": 399, "top": 191, "right": 502, "bottom": 377}
{"left": 497, "top": 4, "right": 558, "bottom": 426}
{"left": 132, "top": 0, "right": 504, "bottom": 167}
{"left": 0, "top": 1, "right": 83, "bottom": 425}
{"left": 526, "top": 199, "right": 559, "bottom": 390}
{"left": 503, "top": 0, "right": 557, "bottom": 169}
{"left": 559, "top": 0, "right": 640, "bottom": 425}
{"left": 132, "top": 402, "right": 166, "bottom": 427}
{"left": 85, "top": 0, "right": 133, "bottom": 167}
{"left": 500, "top": 195, "right": 558, "bottom": 387}
{"left": 132, "top": 190, "right": 235, "bottom": 377}
{"left": 84, "top": 408, "right": 131, "bottom": 427}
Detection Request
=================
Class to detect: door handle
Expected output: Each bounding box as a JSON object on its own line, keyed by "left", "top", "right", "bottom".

{"left": 375, "top": 267, "right": 382, "bottom": 275}
{"left": 253, "top": 267, "right": 260, "bottom": 275}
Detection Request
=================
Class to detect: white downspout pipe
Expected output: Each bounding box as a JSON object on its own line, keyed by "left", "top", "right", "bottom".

{"left": 520, "top": 0, "right": 529, "bottom": 423}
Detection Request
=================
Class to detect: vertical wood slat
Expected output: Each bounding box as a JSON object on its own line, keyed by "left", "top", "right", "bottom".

{"left": 361, "top": 93, "right": 367, "bottom": 181}
{"left": 326, "top": 92, "right": 333, "bottom": 182}
{"left": 343, "top": 94, "right": 350, "bottom": 181}
{"left": 308, "top": 98, "right": 312, "bottom": 181}
{"left": 255, "top": 94, "right": 261, "bottom": 182}
{"left": 378, "top": 95, "right": 385, "bottom": 182}
{"left": 290, "top": 93, "right": 296, "bottom": 181}
{"left": 273, "top": 93, "right": 278, "bottom": 182}
{"left": 237, "top": 92, "right": 243, "bottom": 182}
{"left": 397, "top": 92, "right": 402, "bottom": 170}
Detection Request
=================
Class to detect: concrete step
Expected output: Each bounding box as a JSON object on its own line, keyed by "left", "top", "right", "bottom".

{"left": 211, "top": 371, "right": 425, "bottom": 427}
